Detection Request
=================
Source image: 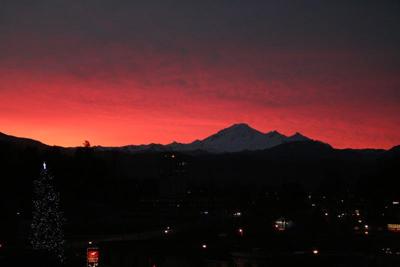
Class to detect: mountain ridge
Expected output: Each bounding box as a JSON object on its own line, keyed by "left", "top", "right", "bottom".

{"left": 0, "top": 123, "right": 397, "bottom": 154}
{"left": 117, "top": 123, "right": 312, "bottom": 153}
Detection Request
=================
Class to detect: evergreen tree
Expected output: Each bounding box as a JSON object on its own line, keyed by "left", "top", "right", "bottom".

{"left": 31, "top": 162, "right": 65, "bottom": 262}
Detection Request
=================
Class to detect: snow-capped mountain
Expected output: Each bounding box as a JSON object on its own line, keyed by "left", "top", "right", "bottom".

{"left": 94, "top": 123, "right": 313, "bottom": 153}
{"left": 174, "top": 123, "right": 289, "bottom": 152}
{"left": 117, "top": 123, "right": 312, "bottom": 153}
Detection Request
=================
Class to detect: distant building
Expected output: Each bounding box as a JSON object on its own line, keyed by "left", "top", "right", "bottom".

{"left": 274, "top": 217, "right": 293, "bottom": 231}
{"left": 387, "top": 224, "right": 400, "bottom": 233}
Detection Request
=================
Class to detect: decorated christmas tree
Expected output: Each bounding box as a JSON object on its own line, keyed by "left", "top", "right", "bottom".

{"left": 31, "top": 162, "right": 65, "bottom": 262}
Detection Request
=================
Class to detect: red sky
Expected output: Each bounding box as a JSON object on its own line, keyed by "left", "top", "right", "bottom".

{"left": 0, "top": 1, "right": 399, "bottom": 149}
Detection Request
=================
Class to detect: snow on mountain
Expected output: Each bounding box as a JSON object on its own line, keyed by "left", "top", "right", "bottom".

{"left": 192, "top": 124, "right": 287, "bottom": 152}
{"left": 166, "top": 123, "right": 310, "bottom": 153}
{"left": 95, "top": 123, "right": 313, "bottom": 153}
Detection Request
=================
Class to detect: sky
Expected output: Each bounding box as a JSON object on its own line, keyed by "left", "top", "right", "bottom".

{"left": 0, "top": 0, "right": 399, "bottom": 149}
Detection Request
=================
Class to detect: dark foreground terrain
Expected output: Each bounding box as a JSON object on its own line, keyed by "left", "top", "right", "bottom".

{"left": 1, "top": 133, "right": 400, "bottom": 266}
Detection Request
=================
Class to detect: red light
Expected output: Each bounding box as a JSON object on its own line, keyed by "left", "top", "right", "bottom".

{"left": 87, "top": 248, "right": 99, "bottom": 263}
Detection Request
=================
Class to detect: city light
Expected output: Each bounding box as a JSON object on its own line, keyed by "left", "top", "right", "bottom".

{"left": 312, "top": 249, "right": 319, "bottom": 255}
{"left": 164, "top": 226, "right": 171, "bottom": 235}
{"left": 233, "top": 211, "right": 242, "bottom": 217}
{"left": 238, "top": 228, "right": 244, "bottom": 236}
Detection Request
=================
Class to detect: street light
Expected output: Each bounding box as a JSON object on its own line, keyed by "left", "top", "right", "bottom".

{"left": 238, "top": 228, "right": 244, "bottom": 236}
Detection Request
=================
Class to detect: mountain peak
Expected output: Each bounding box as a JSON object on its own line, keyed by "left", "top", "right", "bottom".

{"left": 190, "top": 123, "right": 290, "bottom": 153}
{"left": 287, "top": 132, "right": 311, "bottom": 142}
{"left": 212, "top": 123, "right": 264, "bottom": 139}
{"left": 229, "top": 123, "right": 251, "bottom": 128}
{"left": 224, "top": 123, "right": 257, "bottom": 132}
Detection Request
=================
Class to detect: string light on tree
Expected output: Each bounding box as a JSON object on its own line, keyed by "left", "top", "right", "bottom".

{"left": 30, "top": 162, "right": 65, "bottom": 262}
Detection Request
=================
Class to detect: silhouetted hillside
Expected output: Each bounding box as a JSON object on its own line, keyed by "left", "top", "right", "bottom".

{"left": 0, "top": 131, "right": 399, "bottom": 229}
